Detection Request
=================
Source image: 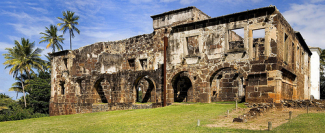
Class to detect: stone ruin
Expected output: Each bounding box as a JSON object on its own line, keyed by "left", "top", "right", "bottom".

{"left": 49, "top": 6, "right": 313, "bottom": 116}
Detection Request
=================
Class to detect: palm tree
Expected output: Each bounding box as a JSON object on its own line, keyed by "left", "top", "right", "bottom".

{"left": 9, "top": 74, "right": 34, "bottom": 99}
{"left": 9, "top": 77, "right": 24, "bottom": 100}
{"left": 57, "top": 11, "right": 80, "bottom": 50}
{"left": 39, "top": 25, "right": 64, "bottom": 53}
{"left": 3, "top": 38, "right": 44, "bottom": 107}
{"left": 43, "top": 55, "right": 51, "bottom": 72}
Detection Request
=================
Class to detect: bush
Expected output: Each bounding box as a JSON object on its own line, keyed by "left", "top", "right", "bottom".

{"left": 0, "top": 102, "right": 48, "bottom": 122}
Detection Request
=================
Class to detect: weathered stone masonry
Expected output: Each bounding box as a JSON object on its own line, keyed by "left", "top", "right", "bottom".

{"left": 49, "top": 6, "right": 312, "bottom": 116}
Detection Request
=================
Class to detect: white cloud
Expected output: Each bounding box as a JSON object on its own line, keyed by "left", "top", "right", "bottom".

{"left": 130, "top": 0, "right": 153, "bottom": 4}
{"left": 1, "top": 11, "right": 54, "bottom": 24}
{"left": 251, "top": 0, "right": 262, "bottom": 3}
{"left": 160, "top": 0, "right": 177, "bottom": 2}
{"left": 310, "top": 0, "right": 325, "bottom": 3}
{"left": 30, "top": 7, "right": 48, "bottom": 14}
{"left": 7, "top": 35, "right": 20, "bottom": 41}
{"left": 0, "top": 42, "right": 14, "bottom": 52}
{"left": 180, "top": 0, "right": 197, "bottom": 5}
{"left": 8, "top": 23, "right": 44, "bottom": 38}
{"left": 283, "top": 3, "right": 325, "bottom": 48}
{"left": 25, "top": 2, "right": 38, "bottom": 6}
{"left": 1, "top": 10, "right": 58, "bottom": 39}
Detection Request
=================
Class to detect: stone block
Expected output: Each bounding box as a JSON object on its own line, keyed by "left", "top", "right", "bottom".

{"left": 199, "top": 93, "right": 209, "bottom": 103}
{"left": 251, "top": 64, "right": 265, "bottom": 72}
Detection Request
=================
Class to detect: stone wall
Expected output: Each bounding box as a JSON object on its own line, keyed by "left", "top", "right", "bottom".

{"left": 50, "top": 6, "right": 312, "bottom": 116}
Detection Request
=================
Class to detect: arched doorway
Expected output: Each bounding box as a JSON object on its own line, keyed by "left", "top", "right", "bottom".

{"left": 134, "top": 76, "right": 156, "bottom": 103}
{"left": 172, "top": 72, "right": 193, "bottom": 102}
{"left": 210, "top": 68, "right": 244, "bottom": 102}
{"left": 94, "top": 78, "right": 108, "bottom": 103}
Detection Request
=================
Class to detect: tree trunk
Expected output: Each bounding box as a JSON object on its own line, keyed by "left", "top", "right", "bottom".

{"left": 70, "top": 30, "right": 72, "bottom": 50}
{"left": 20, "top": 77, "right": 26, "bottom": 108}
{"left": 53, "top": 42, "right": 55, "bottom": 53}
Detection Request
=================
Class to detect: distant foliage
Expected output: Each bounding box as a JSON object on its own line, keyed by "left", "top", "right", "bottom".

{"left": 0, "top": 93, "right": 48, "bottom": 122}
{"left": 320, "top": 72, "right": 325, "bottom": 99}
{"left": 321, "top": 49, "right": 325, "bottom": 99}
{"left": 0, "top": 93, "right": 14, "bottom": 111}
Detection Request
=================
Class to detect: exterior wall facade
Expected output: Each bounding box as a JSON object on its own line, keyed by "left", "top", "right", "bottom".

{"left": 49, "top": 6, "right": 312, "bottom": 116}
{"left": 309, "top": 47, "right": 321, "bottom": 99}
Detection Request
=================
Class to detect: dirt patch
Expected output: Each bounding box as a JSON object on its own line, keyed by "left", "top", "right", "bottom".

{"left": 206, "top": 107, "right": 325, "bottom": 130}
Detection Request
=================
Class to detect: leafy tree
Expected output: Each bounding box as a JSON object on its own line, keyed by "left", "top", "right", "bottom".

{"left": 9, "top": 73, "right": 37, "bottom": 99}
{"left": 44, "top": 55, "right": 51, "bottom": 73}
{"left": 9, "top": 74, "right": 28, "bottom": 99}
{"left": 2, "top": 38, "right": 44, "bottom": 107}
{"left": 320, "top": 72, "right": 325, "bottom": 99}
{"left": 0, "top": 93, "right": 14, "bottom": 111}
{"left": 320, "top": 49, "right": 325, "bottom": 99}
{"left": 26, "top": 71, "right": 51, "bottom": 114}
{"left": 39, "top": 25, "right": 64, "bottom": 53}
{"left": 57, "top": 11, "right": 80, "bottom": 50}
{"left": 320, "top": 49, "right": 325, "bottom": 70}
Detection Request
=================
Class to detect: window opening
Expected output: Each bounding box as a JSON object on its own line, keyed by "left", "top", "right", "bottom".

{"left": 63, "top": 58, "right": 68, "bottom": 69}
{"left": 229, "top": 28, "right": 244, "bottom": 50}
{"left": 60, "top": 81, "right": 65, "bottom": 95}
{"left": 301, "top": 52, "right": 305, "bottom": 69}
{"left": 253, "top": 29, "right": 265, "bottom": 60}
{"left": 128, "top": 59, "right": 135, "bottom": 70}
{"left": 284, "top": 33, "right": 289, "bottom": 62}
{"left": 213, "top": 91, "right": 217, "bottom": 96}
{"left": 140, "top": 59, "right": 147, "bottom": 70}
{"left": 292, "top": 43, "right": 295, "bottom": 67}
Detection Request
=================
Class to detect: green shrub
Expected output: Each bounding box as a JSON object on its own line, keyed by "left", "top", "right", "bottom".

{"left": 0, "top": 102, "right": 48, "bottom": 122}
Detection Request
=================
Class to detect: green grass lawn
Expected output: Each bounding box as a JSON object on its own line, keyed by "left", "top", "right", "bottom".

{"left": 0, "top": 103, "right": 324, "bottom": 133}
{"left": 272, "top": 113, "right": 325, "bottom": 133}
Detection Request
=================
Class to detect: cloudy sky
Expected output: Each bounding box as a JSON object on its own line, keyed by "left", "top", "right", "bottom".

{"left": 0, "top": 0, "right": 324, "bottom": 99}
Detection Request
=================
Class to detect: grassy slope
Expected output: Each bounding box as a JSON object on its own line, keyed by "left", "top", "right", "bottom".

{"left": 272, "top": 113, "right": 325, "bottom": 133}
{"left": 0, "top": 103, "right": 323, "bottom": 133}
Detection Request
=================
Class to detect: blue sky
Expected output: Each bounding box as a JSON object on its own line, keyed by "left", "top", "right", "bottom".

{"left": 0, "top": 0, "right": 325, "bottom": 99}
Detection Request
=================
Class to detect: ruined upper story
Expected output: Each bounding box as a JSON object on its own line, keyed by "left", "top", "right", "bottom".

{"left": 167, "top": 6, "right": 312, "bottom": 73}
{"left": 151, "top": 6, "right": 211, "bottom": 29}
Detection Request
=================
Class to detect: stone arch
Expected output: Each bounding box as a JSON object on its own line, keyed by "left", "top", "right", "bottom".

{"left": 94, "top": 78, "right": 109, "bottom": 103}
{"left": 207, "top": 62, "right": 248, "bottom": 84}
{"left": 208, "top": 62, "right": 247, "bottom": 102}
{"left": 170, "top": 71, "right": 194, "bottom": 102}
{"left": 133, "top": 75, "right": 156, "bottom": 103}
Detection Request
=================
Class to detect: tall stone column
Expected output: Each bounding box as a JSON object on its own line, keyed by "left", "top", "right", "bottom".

{"left": 244, "top": 27, "right": 249, "bottom": 53}
{"left": 248, "top": 30, "right": 254, "bottom": 59}
{"left": 274, "top": 70, "right": 283, "bottom": 103}
{"left": 264, "top": 27, "right": 270, "bottom": 57}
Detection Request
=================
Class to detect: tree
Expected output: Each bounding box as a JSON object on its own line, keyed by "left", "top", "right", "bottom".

{"left": 43, "top": 55, "right": 51, "bottom": 73}
{"left": 320, "top": 49, "right": 325, "bottom": 71}
{"left": 26, "top": 71, "right": 51, "bottom": 114}
{"left": 57, "top": 11, "right": 80, "bottom": 50}
{"left": 0, "top": 93, "right": 14, "bottom": 111}
{"left": 320, "top": 49, "right": 325, "bottom": 99}
{"left": 39, "top": 25, "right": 64, "bottom": 53}
{"left": 3, "top": 38, "right": 44, "bottom": 107}
{"left": 9, "top": 74, "right": 36, "bottom": 99}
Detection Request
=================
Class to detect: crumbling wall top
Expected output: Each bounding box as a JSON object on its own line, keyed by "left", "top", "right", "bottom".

{"left": 151, "top": 6, "right": 211, "bottom": 29}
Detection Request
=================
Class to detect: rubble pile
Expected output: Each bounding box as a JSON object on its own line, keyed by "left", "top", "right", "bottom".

{"left": 282, "top": 100, "right": 325, "bottom": 110}
{"left": 233, "top": 103, "right": 273, "bottom": 122}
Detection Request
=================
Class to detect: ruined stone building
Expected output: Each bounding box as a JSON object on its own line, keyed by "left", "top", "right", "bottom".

{"left": 49, "top": 6, "right": 313, "bottom": 116}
